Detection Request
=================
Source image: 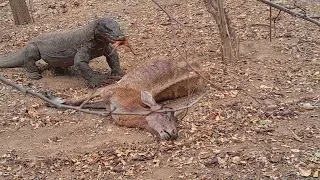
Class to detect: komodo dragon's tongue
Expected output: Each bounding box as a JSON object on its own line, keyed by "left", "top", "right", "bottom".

{"left": 111, "top": 38, "right": 136, "bottom": 55}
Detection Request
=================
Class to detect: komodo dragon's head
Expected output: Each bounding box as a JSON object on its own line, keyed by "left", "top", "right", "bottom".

{"left": 95, "top": 17, "right": 125, "bottom": 43}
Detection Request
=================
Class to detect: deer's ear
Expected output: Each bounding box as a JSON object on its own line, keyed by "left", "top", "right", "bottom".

{"left": 141, "top": 90, "right": 157, "bottom": 107}
{"left": 109, "top": 99, "right": 118, "bottom": 111}
{"left": 174, "top": 109, "right": 188, "bottom": 121}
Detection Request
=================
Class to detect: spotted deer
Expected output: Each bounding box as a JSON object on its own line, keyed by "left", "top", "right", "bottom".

{"left": 63, "top": 56, "right": 203, "bottom": 140}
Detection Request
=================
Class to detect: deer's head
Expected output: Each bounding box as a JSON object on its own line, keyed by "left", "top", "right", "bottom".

{"left": 141, "top": 90, "right": 179, "bottom": 140}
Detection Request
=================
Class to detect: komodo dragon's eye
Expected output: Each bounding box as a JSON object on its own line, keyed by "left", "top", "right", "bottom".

{"left": 104, "top": 26, "right": 113, "bottom": 33}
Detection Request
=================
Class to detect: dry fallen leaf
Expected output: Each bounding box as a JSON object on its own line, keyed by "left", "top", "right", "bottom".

{"left": 204, "top": 156, "right": 219, "bottom": 167}
{"left": 1, "top": 0, "right": 320, "bottom": 179}
{"left": 0, "top": 2, "right": 8, "bottom": 7}
{"left": 298, "top": 167, "right": 312, "bottom": 177}
{"left": 299, "top": 102, "right": 315, "bottom": 110}
{"left": 290, "top": 149, "right": 300, "bottom": 153}
{"left": 153, "top": 159, "right": 160, "bottom": 167}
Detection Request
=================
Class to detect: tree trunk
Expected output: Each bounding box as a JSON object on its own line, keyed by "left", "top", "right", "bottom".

{"left": 9, "top": 0, "right": 32, "bottom": 25}
{"left": 204, "top": 0, "right": 239, "bottom": 64}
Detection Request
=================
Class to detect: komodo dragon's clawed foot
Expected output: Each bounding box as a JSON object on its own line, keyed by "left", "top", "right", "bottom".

{"left": 108, "top": 75, "right": 122, "bottom": 81}
{"left": 87, "top": 72, "right": 121, "bottom": 88}
{"left": 87, "top": 76, "right": 105, "bottom": 88}
{"left": 110, "top": 70, "right": 124, "bottom": 77}
{"left": 52, "top": 67, "right": 73, "bottom": 76}
{"left": 27, "top": 72, "right": 43, "bottom": 80}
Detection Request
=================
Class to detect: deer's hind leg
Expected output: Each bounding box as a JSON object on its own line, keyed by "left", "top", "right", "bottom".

{"left": 81, "top": 100, "right": 107, "bottom": 109}
{"left": 63, "top": 88, "right": 107, "bottom": 106}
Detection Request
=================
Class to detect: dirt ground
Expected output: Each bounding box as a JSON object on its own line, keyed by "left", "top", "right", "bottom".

{"left": 0, "top": 0, "right": 319, "bottom": 179}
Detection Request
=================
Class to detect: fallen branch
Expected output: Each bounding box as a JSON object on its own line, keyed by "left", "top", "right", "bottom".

{"left": 0, "top": 75, "right": 207, "bottom": 116}
{"left": 161, "top": 91, "right": 208, "bottom": 112}
{"left": 0, "top": 76, "right": 62, "bottom": 108}
{"left": 293, "top": 0, "right": 307, "bottom": 16}
{"left": 257, "top": 0, "right": 320, "bottom": 26}
{"left": 0, "top": 75, "right": 113, "bottom": 116}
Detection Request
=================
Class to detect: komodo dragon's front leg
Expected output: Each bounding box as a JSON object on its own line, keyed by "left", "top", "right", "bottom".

{"left": 104, "top": 44, "right": 123, "bottom": 76}
{"left": 74, "top": 44, "right": 103, "bottom": 88}
{"left": 24, "top": 44, "right": 43, "bottom": 80}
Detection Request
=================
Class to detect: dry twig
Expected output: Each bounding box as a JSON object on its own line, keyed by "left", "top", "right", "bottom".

{"left": 0, "top": 75, "right": 112, "bottom": 116}
{"left": 0, "top": 75, "right": 207, "bottom": 116}
{"left": 257, "top": 0, "right": 320, "bottom": 26}
{"left": 287, "top": 127, "right": 303, "bottom": 142}
{"left": 150, "top": 0, "right": 184, "bottom": 26}
{"left": 269, "top": 6, "right": 272, "bottom": 42}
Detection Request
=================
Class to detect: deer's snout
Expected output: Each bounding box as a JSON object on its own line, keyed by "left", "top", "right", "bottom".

{"left": 160, "top": 129, "right": 178, "bottom": 140}
{"left": 169, "top": 129, "right": 178, "bottom": 140}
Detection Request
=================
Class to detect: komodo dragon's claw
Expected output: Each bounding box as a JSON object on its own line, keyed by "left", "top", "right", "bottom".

{"left": 27, "top": 72, "right": 43, "bottom": 80}
{"left": 43, "top": 92, "right": 65, "bottom": 107}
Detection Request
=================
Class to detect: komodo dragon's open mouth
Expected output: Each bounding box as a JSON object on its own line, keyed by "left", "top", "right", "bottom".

{"left": 102, "top": 34, "right": 125, "bottom": 43}
{"left": 109, "top": 37, "right": 136, "bottom": 55}
{"left": 100, "top": 34, "right": 135, "bottom": 55}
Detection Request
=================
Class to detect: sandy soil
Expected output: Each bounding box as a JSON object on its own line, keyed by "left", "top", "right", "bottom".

{"left": 0, "top": 0, "right": 319, "bottom": 179}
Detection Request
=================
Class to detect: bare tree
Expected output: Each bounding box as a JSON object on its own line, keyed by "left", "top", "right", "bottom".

{"left": 9, "top": 0, "right": 32, "bottom": 25}
{"left": 204, "top": 0, "right": 239, "bottom": 64}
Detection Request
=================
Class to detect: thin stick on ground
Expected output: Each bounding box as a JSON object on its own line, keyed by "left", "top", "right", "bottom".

{"left": 150, "top": 0, "right": 184, "bottom": 26}
{"left": 269, "top": 6, "right": 272, "bottom": 42}
{"left": 0, "top": 75, "right": 207, "bottom": 116}
{"left": 0, "top": 76, "right": 113, "bottom": 116}
{"left": 287, "top": 127, "right": 303, "bottom": 142}
{"left": 169, "top": 91, "right": 208, "bottom": 112}
{"left": 176, "top": 48, "right": 224, "bottom": 91}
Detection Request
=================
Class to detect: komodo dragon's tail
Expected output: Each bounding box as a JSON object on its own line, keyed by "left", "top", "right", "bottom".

{"left": 0, "top": 48, "right": 25, "bottom": 68}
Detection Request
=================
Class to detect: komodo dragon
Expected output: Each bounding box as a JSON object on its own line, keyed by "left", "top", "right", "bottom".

{"left": 0, "top": 17, "right": 125, "bottom": 87}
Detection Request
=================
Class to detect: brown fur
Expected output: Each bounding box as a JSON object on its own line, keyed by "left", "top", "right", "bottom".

{"left": 64, "top": 56, "right": 203, "bottom": 140}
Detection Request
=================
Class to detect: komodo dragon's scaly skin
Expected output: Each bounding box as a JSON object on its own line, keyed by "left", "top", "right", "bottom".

{"left": 0, "top": 17, "right": 125, "bottom": 87}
